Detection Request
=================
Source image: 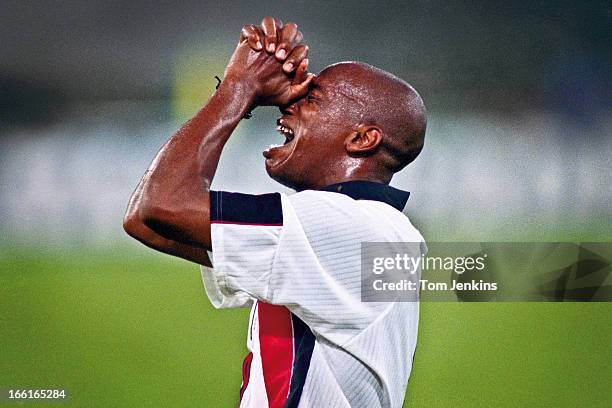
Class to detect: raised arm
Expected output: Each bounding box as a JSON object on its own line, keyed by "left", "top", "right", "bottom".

{"left": 123, "top": 17, "right": 313, "bottom": 259}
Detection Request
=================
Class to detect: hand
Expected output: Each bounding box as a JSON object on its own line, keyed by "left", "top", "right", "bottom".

{"left": 223, "top": 17, "right": 314, "bottom": 107}
{"left": 241, "top": 17, "right": 304, "bottom": 69}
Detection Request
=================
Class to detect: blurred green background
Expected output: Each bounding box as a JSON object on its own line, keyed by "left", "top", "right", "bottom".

{"left": 1, "top": 0, "right": 611, "bottom": 406}
{"left": 2, "top": 242, "right": 611, "bottom": 407}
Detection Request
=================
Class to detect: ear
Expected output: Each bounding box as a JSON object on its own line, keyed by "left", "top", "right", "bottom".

{"left": 345, "top": 125, "right": 383, "bottom": 154}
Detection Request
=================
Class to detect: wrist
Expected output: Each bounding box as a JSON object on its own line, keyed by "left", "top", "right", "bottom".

{"left": 218, "top": 75, "right": 258, "bottom": 107}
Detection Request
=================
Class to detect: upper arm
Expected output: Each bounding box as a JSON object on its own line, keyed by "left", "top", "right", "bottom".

{"left": 124, "top": 168, "right": 213, "bottom": 251}
{"left": 139, "top": 190, "right": 212, "bottom": 250}
{"left": 123, "top": 208, "right": 212, "bottom": 266}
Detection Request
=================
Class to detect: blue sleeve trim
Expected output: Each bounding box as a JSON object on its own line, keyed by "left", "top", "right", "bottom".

{"left": 286, "top": 313, "right": 316, "bottom": 408}
{"left": 210, "top": 191, "right": 283, "bottom": 226}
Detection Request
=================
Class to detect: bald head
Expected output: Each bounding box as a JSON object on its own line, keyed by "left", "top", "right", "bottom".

{"left": 319, "top": 62, "right": 427, "bottom": 173}
{"left": 266, "top": 61, "right": 427, "bottom": 190}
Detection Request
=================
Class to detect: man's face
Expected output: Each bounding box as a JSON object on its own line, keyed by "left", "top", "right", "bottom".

{"left": 263, "top": 67, "right": 356, "bottom": 190}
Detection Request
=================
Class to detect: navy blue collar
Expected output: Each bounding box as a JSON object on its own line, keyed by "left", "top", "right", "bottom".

{"left": 318, "top": 180, "right": 410, "bottom": 211}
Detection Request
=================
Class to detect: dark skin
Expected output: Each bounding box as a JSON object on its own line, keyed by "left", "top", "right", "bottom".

{"left": 123, "top": 17, "right": 426, "bottom": 266}
{"left": 267, "top": 62, "right": 427, "bottom": 190}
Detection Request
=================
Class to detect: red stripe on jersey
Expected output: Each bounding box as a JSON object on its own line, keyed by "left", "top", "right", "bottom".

{"left": 258, "top": 302, "right": 294, "bottom": 408}
{"left": 211, "top": 220, "right": 283, "bottom": 227}
{"left": 239, "top": 352, "right": 253, "bottom": 401}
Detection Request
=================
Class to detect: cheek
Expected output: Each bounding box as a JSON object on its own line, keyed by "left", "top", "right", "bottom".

{"left": 277, "top": 134, "right": 317, "bottom": 183}
{"left": 289, "top": 134, "right": 316, "bottom": 170}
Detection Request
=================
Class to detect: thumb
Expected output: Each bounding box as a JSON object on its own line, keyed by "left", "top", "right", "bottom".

{"left": 289, "top": 73, "right": 315, "bottom": 100}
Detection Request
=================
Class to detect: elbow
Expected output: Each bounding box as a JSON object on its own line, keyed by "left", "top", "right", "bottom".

{"left": 123, "top": 207, "right": 145, "bottom": 239}
{"left": 123, "top": 204, "right": 167, "bottom": 246}
{"left": 124, "top": 190, "right": 209, "bottom": 245}
{"left": 122, "top": 199, "right": 158, "bottom": 239}
{"left": 123, "top": 201, "right": 174, "bottom": 239}
{"left": 123, "top": 183, "right": 188, "bottom": 242}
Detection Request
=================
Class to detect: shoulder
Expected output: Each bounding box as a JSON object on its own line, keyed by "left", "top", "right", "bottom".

{"left": 286, "top": 189, "right": 353, "bottom": 210}
{"left": 283, "top": 189, "right": 423, "bottom": 243}
{"left": 283, "top": 189, "right": 369, "bottom": 225}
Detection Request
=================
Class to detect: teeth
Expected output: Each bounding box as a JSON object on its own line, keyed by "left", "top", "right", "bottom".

{"left": 276, "top": 125, "right": 294, "bottom": 138}
{"left": 265, "top": 143, "right": 283, "bottom": 153}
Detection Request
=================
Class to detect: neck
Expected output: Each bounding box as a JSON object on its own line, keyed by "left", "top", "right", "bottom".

{"left": 298, "top": 161, "right": 392, "bottom": 191}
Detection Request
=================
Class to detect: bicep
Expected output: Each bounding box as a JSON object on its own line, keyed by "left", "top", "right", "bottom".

{"left": 142, "top": 192, "right": 212, "bottom": 251}
{"left": 125, "top": 218, "right": 211, "bottom": 266}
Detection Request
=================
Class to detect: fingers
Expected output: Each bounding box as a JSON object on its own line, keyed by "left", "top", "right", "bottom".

{"left": 292, "top": 58, "right": 309, "bottom": 85}
{"left": 275, "top": 23, "right": 300, "bottom": 61}
{"left": 291, "top": 59, "right": 315, "bottom": 99}
{"left": 261, "top": 16, "right": 280, "bottom": 54}
{"left": 295, "top": 30, "right": 304, "bottom": 44}
{"left": 245, "top": 17, "right": 311, "bottom": 83}
{"left": 290, "top": 72, "right": 316, "bottom": 100}
{"left": 283, "top": 44, "right": 309, "bottom": 73}
{"left": 240, "top": 24, "right": 263, "bottom": 51}
{"left": 256, "top": 17, "right": 307, "bottom": 63}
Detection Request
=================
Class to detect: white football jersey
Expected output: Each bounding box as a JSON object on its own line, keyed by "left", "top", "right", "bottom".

{"left": 200, "top": 181, "right": 426, "bottom": 408}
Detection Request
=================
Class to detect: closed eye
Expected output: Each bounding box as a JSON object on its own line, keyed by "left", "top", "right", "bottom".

{"left": 307, "top": 83, "right": 321, "bottom": 103}
{"left": 307, "top": 93, "right": 320, "bottom": 103}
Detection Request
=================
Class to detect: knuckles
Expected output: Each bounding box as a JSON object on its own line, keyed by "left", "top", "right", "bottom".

{"left": 229, "top": 18, "right": 310, "bottom": 107}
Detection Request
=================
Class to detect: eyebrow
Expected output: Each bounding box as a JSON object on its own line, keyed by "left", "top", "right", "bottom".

{"left": 307, "top": 84, "right": 322, "bottom": 99}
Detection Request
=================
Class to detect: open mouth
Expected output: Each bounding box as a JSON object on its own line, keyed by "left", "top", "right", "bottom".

{"left": 276, "top": 119, "right": 295, "bottom": 145}
{"left": 263, "top": 118, "right": 298, "bottom": 167}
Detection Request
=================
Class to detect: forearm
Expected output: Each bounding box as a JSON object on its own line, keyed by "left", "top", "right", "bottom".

{"left": 124, "top": 20, "right": 309, "bottom": 258}
{"left": 144, "top": 79, "right": 254, "bottom": 193}
{"left": 125, "top": 79, "right": 255, "bottom": 248}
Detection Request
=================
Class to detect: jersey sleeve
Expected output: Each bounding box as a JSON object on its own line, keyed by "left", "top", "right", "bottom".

{"left": 200, "top": 190, "right": 284, "bottom": 308}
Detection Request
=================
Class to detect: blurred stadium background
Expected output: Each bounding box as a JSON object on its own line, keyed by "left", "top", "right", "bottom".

{"left": 1, "top": 1, "right": 610, "bottom": 406}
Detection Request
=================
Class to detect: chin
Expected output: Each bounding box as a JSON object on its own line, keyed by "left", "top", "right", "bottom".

{"left": 265, "top": 162, "right": 304, "bottom": 191}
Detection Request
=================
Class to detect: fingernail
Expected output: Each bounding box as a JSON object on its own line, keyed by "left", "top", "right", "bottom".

{"left": 302, "top": 58, "right": 309, "bottom": 66}
{"left": 283, "top": 62, "right": 293, "bottom": 72}
{"left": 276, "top": 48, "right": 286, "bottom": 59}
{"left": 255, "top": 41, "right": 262, "bottom": 50}
{"left": 267, "top": 43, "right": 276, "bottom": 52}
